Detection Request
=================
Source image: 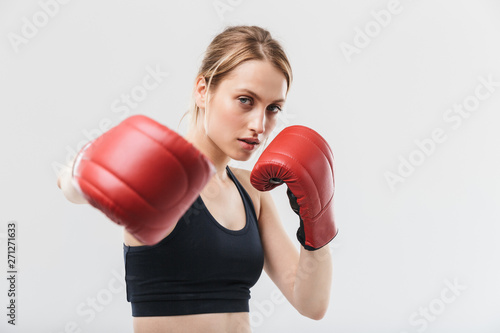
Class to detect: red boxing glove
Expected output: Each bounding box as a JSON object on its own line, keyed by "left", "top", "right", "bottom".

{"left": 250, "top": 125, "right": 337, "bottom": 250}
{"left": 72, "top": 115, "right": 215, "bottom": 245}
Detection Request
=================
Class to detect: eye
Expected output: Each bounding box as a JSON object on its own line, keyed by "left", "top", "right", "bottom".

{"left": 238, "top": 97, "right": 252, "bottom": 105}
{"left": 267, "top": 104, "right": 282, "bottom": 113}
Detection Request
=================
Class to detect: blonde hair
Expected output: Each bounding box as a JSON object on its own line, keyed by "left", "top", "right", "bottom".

{"left": 180, "top": 25, "right": 293, "bottom": 129}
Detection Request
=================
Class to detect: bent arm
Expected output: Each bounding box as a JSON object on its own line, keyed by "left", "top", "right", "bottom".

{"left": 293, "top": 245, "right": 332, "bottom": 319}
{"left": 259, "top": 191, "right": 332, "bottom": 320}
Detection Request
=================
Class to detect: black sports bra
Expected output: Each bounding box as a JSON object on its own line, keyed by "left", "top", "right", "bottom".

{"left": 123, "top": 166, "right": 264, "bottom": 316}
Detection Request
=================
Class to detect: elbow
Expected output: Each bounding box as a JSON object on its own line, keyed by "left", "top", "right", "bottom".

{"left": 298, "top": 304, "right": 328, "bottom": 321}
{"left": 308, "top": 309, "right": 327, "bottom": 321}
{"left": 294, "top": 291, "right": 330, "bottom": 320}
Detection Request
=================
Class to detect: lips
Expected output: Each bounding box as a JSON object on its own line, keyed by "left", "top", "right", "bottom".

{"left": 238, "top": 138, "right": 260, "bottom": 145}
{"left": 238, "top": 138, "right": 260, "bottom": 151}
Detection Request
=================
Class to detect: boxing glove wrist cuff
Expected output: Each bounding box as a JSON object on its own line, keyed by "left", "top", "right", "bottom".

{"left": 296, "top": 217, "right": 337, "bottom": 251}
{"left": 287, "top": 187, "right": 337, "bottom": 251}
{"left": 296, "top": 218, "right": 314, "bottom": 251}
{"left": 286, "top": 188, "right": 320, "bottom": 251}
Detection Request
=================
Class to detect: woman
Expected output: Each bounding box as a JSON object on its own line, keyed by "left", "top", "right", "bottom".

{"left": 59, "top": 25, "right": 333, "bottom": 333}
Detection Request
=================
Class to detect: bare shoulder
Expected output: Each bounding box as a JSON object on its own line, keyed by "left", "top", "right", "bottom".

{"left": 229, "top": 167, "right": 261, "bottom": 219}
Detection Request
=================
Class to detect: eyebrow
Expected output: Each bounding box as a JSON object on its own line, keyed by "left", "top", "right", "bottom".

{"left": 236, "top": 88, "right": 285, "bottom": 104}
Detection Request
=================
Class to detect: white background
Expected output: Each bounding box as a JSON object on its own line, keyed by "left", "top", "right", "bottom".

{"left": 1, "top": 0, "right": 500, "bottom": 332}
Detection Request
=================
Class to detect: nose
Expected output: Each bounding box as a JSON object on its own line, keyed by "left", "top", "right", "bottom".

{"left": 248, "top": 109, "right": 265, "bottom": 134}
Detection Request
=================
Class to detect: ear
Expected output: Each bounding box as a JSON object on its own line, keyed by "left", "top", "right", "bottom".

{"left": 194, "top": 76, "right": 208, "bottom": 109}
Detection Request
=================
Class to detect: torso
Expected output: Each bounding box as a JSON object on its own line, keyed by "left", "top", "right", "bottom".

{"left": 133, "top": 313, "right": 252, "bottom": 333}
{"left": 200, "top": 167, "right": 260, "bottom": 231}
{"left": 123, "top": 167, "right": 261, "bottom": 333}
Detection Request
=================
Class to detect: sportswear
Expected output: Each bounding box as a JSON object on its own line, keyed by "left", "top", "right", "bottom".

{"left": 124, "top": 166, "right": 264, "bottom": 316}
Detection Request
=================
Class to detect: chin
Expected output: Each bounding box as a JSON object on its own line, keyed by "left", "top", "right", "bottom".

{"left": 230, "top": 150, "right": 255, "bottom": 162}
{"left": 231, "top": 154, "right": 253, "bottom": 162}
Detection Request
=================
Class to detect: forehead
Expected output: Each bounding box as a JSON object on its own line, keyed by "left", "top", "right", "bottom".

{"left": 221, "top": 60, "right": 287, "bottom": 101}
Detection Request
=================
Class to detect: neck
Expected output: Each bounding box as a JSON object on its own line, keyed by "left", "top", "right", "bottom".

{"left": 184, "top": 121, "right": 231, "bottom": 182}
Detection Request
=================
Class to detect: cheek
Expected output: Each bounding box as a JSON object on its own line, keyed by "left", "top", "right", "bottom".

{"left": 265, "top": 115, "right": 278, "bottom": 132}
{"left": 206, "top": 98, "right": 240, "bottom": 137}
{"left": 219, "top": 104, "right": 242, "bottom": 131}
{"left": 208, "top": 97, "right": 229, "bottom": 123}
